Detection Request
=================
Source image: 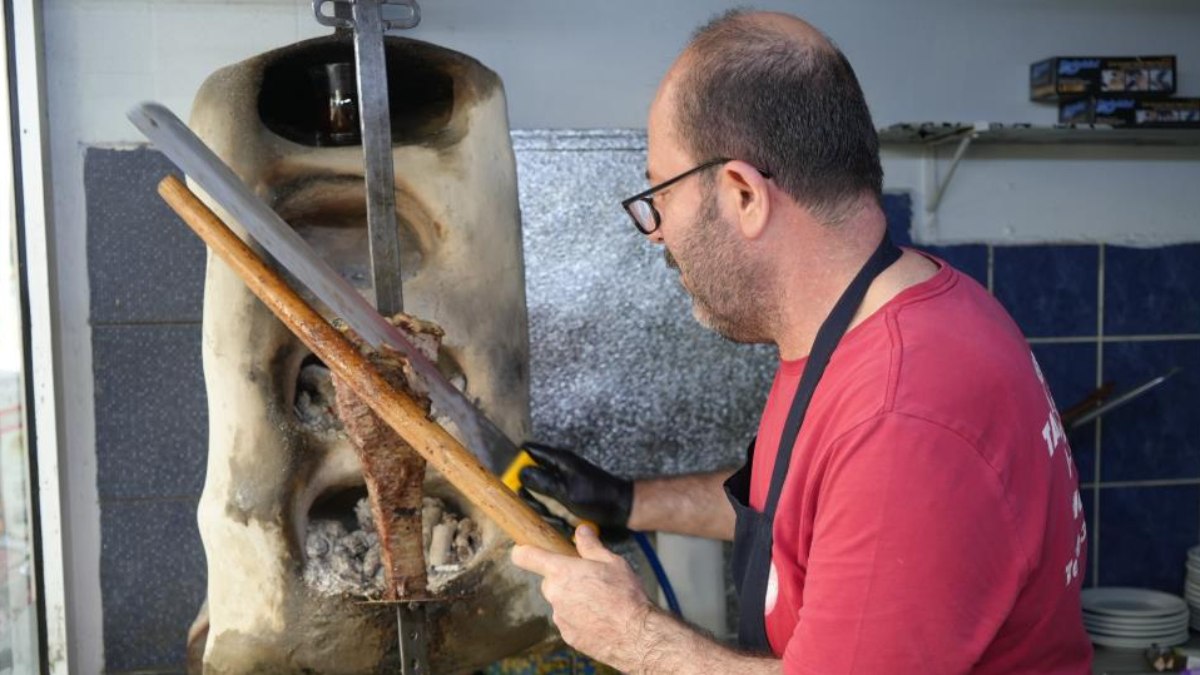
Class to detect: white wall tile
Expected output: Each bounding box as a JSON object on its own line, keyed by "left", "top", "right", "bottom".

{"left": 150, "top": 65, "right": 213, "bottom": 118}
{"left": 150, "top": 1, "right": 298, "bottom": 80}
{"left": 46, "top": 0, "right": 153, "bottom": 76}
{"left": 299, "top": 0, "right": 335, "bottom": 39}
{"left": 79, "top": 72, "right": 156, "bottom": 142}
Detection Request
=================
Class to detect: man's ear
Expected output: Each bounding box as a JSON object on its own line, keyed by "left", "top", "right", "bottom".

{"left": 719, "top": 160, "right": 770, "bottom": 240}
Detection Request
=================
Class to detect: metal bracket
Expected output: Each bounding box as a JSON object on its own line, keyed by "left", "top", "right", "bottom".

{"left": 314, "top": 0, "right": 421, "bottom": 31}
{"left": 924, "top": 121, "right": 988, "bottom": 214}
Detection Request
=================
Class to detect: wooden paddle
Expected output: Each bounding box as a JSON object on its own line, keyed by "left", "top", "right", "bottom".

{"left": 157, "top": 174, "right": 576, "bottom": 557}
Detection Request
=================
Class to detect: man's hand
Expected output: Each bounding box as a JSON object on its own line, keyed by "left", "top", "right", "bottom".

{"left": 512, "top": 525, "right": 651, "bottom": 669}
{"left": 513, "top": 526, "right": 781, "bottom": 674}
{"left": 520, "top": 443, "right": 633, "bottom": 529}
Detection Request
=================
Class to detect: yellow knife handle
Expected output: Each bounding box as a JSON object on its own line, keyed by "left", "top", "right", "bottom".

{"left": 503, "top": 449, "right": 598, "bottom": 532}
{"left": 501, "top": 449, "right": 537, "bottom": 491}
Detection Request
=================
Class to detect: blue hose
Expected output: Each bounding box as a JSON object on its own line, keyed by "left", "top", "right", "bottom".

{"left": 632, "top": 531, "right": 682, "bottom": 617}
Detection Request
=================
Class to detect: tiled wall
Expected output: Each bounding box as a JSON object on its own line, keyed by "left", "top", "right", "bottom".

{"left": 86, "top": 148, "right": 207, "bottom": 673}
{"left": 86, "top": 144, "right": 1200, "bottom": 672}
{"left": 887, "top": 196, "right": 1200, "bottom": 594}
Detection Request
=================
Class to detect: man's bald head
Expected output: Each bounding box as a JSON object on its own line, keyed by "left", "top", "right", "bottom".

{"left": 683, "top": 11, "right": 832, "bottom": 63}
{"left": 662, "top": 9, "right": 883, "bottom": 225}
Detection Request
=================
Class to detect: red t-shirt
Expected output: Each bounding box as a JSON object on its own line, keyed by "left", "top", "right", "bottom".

{"left": 750, "top": 256, "right": 1092, "bottom": 673}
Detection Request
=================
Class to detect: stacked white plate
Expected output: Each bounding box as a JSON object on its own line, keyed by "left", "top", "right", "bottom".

{"left": 1082, "top": 587, "right": 1190, "bottom": 649}
{"left": 1187, "top": 546, "right": 1200, "bottom": 631}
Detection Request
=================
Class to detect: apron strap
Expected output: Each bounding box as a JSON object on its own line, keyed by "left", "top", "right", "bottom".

{"left": 764, "top": 235, "right": 901, "bottom": 518}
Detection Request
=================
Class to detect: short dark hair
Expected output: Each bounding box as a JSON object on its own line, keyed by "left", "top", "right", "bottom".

{"left": 674, "top": 10, "right": 883, "bottom": 224}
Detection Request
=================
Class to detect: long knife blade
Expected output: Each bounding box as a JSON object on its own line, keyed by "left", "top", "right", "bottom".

{"left": 1069, "top": 366, "right": 1180, "bottom": 429}
{"left": 128, "top": 102, "right": 519, "bottom": 473}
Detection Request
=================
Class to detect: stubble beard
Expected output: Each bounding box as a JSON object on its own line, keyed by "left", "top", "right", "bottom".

{"left": 666, "top": 186, "right": 774, "bottom": 345}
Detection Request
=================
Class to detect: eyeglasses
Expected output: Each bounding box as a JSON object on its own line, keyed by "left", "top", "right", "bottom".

{"left": 621, "top": 158, "right": 772, "bottom": 235}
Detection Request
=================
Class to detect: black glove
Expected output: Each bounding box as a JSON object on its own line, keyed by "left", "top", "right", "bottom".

{"left": 519, "top": 442, "right": 633, "bottom": 530}
{"left": 516, "top": 487, "right": 573, "bottom": 537}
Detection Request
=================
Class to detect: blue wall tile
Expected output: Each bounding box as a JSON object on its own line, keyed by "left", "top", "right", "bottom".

{"left": 1081, "top": 487, "right": 1096, "bottom": 588}
{"left": 876, "top": 192, "right": 990, "bottom": 288}
{"left": 1100, "top": 340, "right": 1200, "bottom": 482}
{"left": 882, "top": 192, "right": 913, "bottom": 247}
{"left": 1032, "top": 343, "right": 1099, "bottom": 481}
{"left": 93, "top": 324, "right": 207, "bottom": 499}
{"left": 86, "top": 147, "right": 206, "bottom": 325}
{"left": 993, "top": 245, "right": 1099, "bottom": 338}
{"left": 922, "top": 245, "right": 989, "bottom": 289}
{"left": 1098, "top": 485, "right": 1199, "bottom": 593}
{"left": 101, "top": 498, "right": 206, "bottom": 672}
{"left": 1105, "top": 244, "right": 1200, "bottom": 336}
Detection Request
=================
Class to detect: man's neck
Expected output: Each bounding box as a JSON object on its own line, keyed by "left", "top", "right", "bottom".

{"left": 768, "top": 205, "right": 938, "bottom": 362}
{"left": 773, "top": 247, "right": 938, "bottom": 361}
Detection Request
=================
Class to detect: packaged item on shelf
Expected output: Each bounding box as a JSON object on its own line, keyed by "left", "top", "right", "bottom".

{"left": 1058, "top": 96, "right": 1200, "bottom": 127}
{"left": 1031, "top": 56, "right": 1176, "bottom": 102}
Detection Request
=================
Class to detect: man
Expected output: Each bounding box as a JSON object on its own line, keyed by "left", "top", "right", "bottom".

{"left": 511, "top": 9, "right": 1092, "bottom": 674}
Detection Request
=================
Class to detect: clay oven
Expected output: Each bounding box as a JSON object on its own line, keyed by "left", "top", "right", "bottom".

{"left": 186, "top": 34, "right": 553, "bottom": 673}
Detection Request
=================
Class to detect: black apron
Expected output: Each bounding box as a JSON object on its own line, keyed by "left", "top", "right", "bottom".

{"left": 723, "top": 234, "right": 901, "bottom": 653}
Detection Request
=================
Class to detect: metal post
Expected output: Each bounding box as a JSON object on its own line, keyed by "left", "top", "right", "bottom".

{"left": 350, "top": 0, "right": 405, "bottom": 316}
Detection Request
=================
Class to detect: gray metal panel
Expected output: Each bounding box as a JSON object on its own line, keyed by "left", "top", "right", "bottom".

{"left": 515, "top": 129, "right": 776, "bottom": 478}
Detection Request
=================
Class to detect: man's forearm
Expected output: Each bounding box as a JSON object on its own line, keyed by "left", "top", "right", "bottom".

{"left": 627, "top": 470, "right": 736, "bottom": 540}
{"left": 616, "top": 607, "right": 780, "bottom": 675}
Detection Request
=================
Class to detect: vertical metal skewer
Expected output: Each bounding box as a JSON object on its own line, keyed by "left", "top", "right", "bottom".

{"left": 351, "top": 0, "right": 405, "bottom": 316}
{"left": 313, "top": 2, "right": 426, "bottom": 671}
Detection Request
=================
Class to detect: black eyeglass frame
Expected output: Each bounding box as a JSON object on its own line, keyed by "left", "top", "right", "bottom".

{"left": 620, "top": 158, "right": 773, "bottom": 235}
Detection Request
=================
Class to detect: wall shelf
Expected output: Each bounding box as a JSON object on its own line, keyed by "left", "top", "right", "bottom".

{"left": 878, "top": 122, "right": 1200, "bottom": 219}
{"left": 879, "top": 122, "right": 1200, "bottom": 147}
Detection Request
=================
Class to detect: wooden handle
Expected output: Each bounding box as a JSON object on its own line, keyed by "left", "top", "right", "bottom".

{"left": 157, "top": 175, "right": 576, "bottom": 558}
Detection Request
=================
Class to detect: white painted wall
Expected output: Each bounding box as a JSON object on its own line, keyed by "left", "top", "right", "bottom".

{"left": 38, "top": 0, "right": 1200, "bottom": 671}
